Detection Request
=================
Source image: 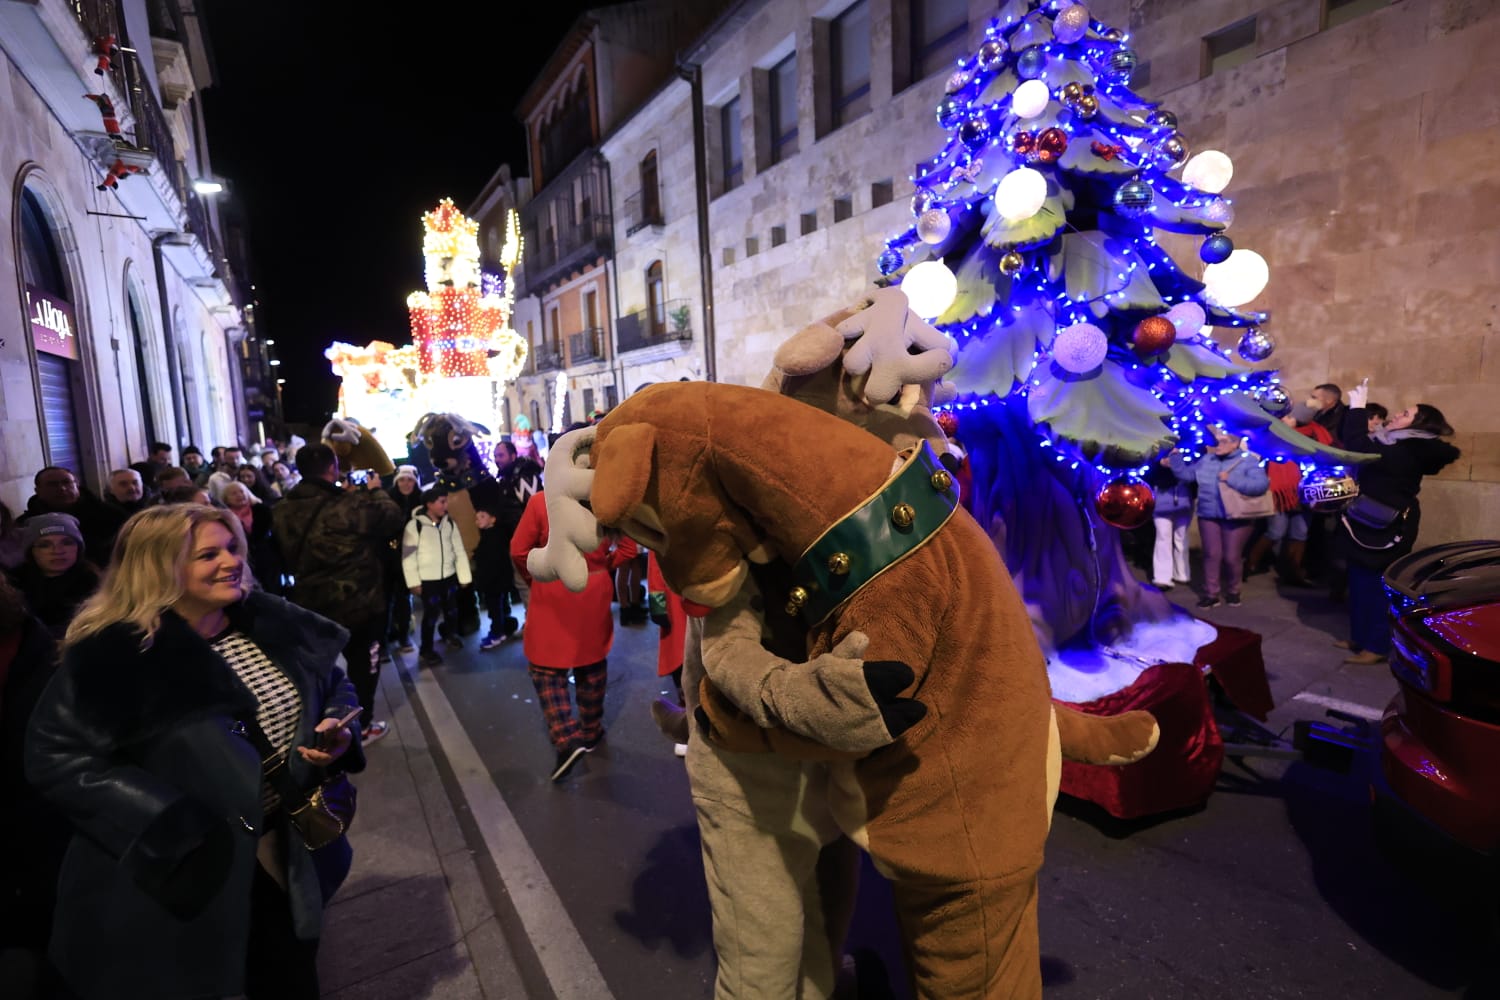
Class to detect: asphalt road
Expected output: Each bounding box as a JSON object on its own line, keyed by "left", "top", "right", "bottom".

{"left": 408, "top": 586, "right": 1498, "bottom": 1000}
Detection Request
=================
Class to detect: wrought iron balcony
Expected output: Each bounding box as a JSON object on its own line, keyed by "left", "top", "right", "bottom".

{"left": 616, "top": 299, "right": 693, "bottom": 354}
{"left": 568, "top": 328, "right": 605, "bottom": 364}
{"left": 623, "top": 189, "right": 664, "bottom": 237}
{"left": 532, "top": 348, "right": 564, "bottom": 372}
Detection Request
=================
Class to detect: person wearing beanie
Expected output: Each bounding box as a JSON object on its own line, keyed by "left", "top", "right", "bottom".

{"left": 8, "top": 512, "right": 100, "bottom": 639}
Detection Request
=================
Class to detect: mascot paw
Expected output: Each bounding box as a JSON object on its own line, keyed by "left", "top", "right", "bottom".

{"left": 836, "top": 287, "right": 955, "bottom": 406}
{"left": 1055, "top": 704, "right": 1161, "bottom": 766}
{"left": 862, "top": 661, "right": 927, "bottom": 740}
{"left": 526, "top": 428, "right": 602, "bottom": 592}
{"left": 650, "top": 697, "right": 690, "bottom": 744}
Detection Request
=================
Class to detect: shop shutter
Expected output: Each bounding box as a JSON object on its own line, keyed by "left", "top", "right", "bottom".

{"left": 37, "top": 353, "right": 83, "bottom": 476}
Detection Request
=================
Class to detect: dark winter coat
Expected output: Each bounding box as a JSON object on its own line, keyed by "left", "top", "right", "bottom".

{"left": 24, "top": 591, "right": 364, "bottom": 1000}
{"left": 239, "top": 502, "right": 286, "bottom": 596}
{"left": 272, "top": 478, "right": 405, "bottom": 627}
{"left": 473, "top": 523, "right": 512, "bottom": 594}
{"left": 9, "top": 560, "right": 100, "bottom": 640}
{"left": 1338, "top": 407, "right": 1462, "bottom": 568}
{"left": 495, "top": 457, "right": 544, "bottom": 529}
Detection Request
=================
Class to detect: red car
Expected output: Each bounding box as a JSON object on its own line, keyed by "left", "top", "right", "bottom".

{"left": 1375, "top": 540, "right": 1500, "bottom": 857}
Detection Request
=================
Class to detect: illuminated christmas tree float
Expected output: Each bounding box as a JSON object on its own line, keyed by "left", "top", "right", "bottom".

{"left": 326, "top": 199, "right": 526, "bottom": 437}
{"left": 878, "top": 0, "right": 1368, "bottom": 701}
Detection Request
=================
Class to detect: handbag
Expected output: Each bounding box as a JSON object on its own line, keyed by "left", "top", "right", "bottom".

{"left": 241, "top": 717, "right": 358, "bottom": 851}
{"left": 1216, "top": 459, "right": 1275, "bottom": 519}
{"left": 1342, "top": 494, "right": 1409, "bottom": 550}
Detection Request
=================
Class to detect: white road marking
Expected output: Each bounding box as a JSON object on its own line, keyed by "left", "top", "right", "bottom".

{"left": 405, "top": 664, "right": 615, "bottom": 1000}
{"left": 1291, "top": 691, "right": 1385, "bottom": 722}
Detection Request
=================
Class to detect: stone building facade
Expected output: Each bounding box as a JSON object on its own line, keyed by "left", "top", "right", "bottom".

{"left": 627, "top": 0, "right": 1497, "bottom": 544}
{"left": 0, "top": 0, "right": 245, "bottom": 512}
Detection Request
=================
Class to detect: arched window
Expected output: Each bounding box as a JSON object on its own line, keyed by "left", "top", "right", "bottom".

{"left": 18, "top": 186, "right": 85, "bottom": 477}
{"left": 646, "top": 260, "right": 665, "bottom": 336}
{"left": 124, "top": 267, "right": 162, "bottom": 445}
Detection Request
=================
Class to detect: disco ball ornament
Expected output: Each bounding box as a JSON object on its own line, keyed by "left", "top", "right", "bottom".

{"left": 1200, "top": 197, "right": 1235, "bottom": 226}
{"left": 959, "top": 114, "right": 993, "bottom": 150}
{"left": 978, "top": 39, "right": 1006, "bottom": 72}
{"left": 917, "top": 208, "right": 953, "bottom": 244}
{"left": 1052, "top": 322, "right": 1109, "bottom": 373}
{"left": 1200, "top": 233, "right": 1234, "bottom": 264}
{"left": 1017, "top": 47, "right": 1047, "bottom": 79}
{"left": 999, "top": 251, "right": 1026, "bottom": 275}
{"left": 1074, "top": 94, "right": 1100, "bottom": 119}
{"left": 1113, "top": 178, "right": 1154, "bottom": 218}
{"left": 1096, "top": 476, "right": 1155, "bottom": 530}
{"left": 1146, "top": 109, "right": 1178, "bottom": 130}
{"left": 946, "top": 68, "right": 974, "bottom": 94}
{"left": 1103, "top": 47, "right": 1138, "bottom": 85}
{"left": 1237, "top": 327, "right": 1276, "bottom": 363}
{"left": 1298, "top": 468, "right": 1361, "bottom": 513}
{"left": 1054, "top": 3, "right": 1090, "bottom": 43}
{"left": 1131, "top": 315, "right": 1177, "bottom": 355}
{"left": 1036, "top": 127, "right": 1069, "bottom": 163}
{"left": 877, "top": 247, "right": 904, "bottom": 276}
{"left": 936, "top": 95, "right": 965, "bottom": 129}
{"left": 1152, "top": 134, "right": 1189, "bottom": 168}
{"left": 1257, "top": 384, "right": 1292, "bottom": 416}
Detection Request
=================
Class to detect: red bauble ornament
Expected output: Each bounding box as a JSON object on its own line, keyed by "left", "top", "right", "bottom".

{"left": 936, "top": 410, "right": 960, "bottom": 437}
{"left": 1036, "top": 128, "right": 1069, "bottom": 163}
{"left": 1012, "top": 130, "right": 1038, "bottom": 156}
{"left": 1095, "top": 476, "right": 1155, "bottom": 530}
{"left": 1131, "top": 315, "right": 1177, "bottom": 355}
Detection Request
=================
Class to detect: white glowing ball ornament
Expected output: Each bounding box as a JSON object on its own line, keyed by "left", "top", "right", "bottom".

{"left": 901, "top": 260, "right": 958, "bottom": 319}
{"left": 995, "top": 167, "right": 1048, "bottom": 224}
{"left": 1182, "top": 150, "right": 1234, "bottom": 194}
{"left": 1052, "top": 322, "right": 1109, "bottom": 374}
{"left": 1011, "top": 79, "right": 1051, "bottom": 119}
{"left": 1202, "top": 249, "right": 1269, "bottom": 307}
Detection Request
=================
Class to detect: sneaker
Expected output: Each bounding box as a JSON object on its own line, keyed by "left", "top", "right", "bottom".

{"left": 1196, "top": 596, "right": 1222, "bottom": 609}
{"left": 673, "top": 742, "right": 688, "bottom": 758}
{"left": 550, "top": 743, "right": 588, "bottom": 782}
{"left": 1225, "top": 592, "right": 1242, "bottom": 607}
{"left": 419, "top": 650, "right": 443, "bottom": 667}
{"left": 362, "top": 720, "right": 390, "bottom": 746}
{"left": 480, "top": 635, "right": 505, "bottom": 651}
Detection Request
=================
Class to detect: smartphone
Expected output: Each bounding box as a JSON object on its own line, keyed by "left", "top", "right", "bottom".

{"left": 347, "top": 469, "right": 370, "bottom": 486}
{"left": 316, "top": 707, "right": 363, "bottom": 750}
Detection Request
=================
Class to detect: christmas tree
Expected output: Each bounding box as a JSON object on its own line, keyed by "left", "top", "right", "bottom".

{"left": 878, "top": 0, "right": 1368, "bottom": 675}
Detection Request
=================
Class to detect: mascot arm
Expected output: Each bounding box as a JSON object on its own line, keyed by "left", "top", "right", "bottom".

{"left": 698, "top": 580, "right": 926, "bottom": 756}
{"left": 524, "top": 429, "right": 599, "bottom": 592}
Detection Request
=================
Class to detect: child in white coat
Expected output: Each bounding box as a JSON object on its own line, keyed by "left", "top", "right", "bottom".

{"left": 402, "top": 487, "right": 472, "bottom": 666}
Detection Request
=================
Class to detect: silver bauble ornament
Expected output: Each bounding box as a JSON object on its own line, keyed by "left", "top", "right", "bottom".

{"left": 1146, "top": 109, "right": 1178, "bottom": 130}
{"left": 917, "top": 208, "right": 953, "bottom": 244}
{"left": 1236, "top": 327, "right": 1276, "bottom": 362}
{"left": 936, "top": 95, "right": 965, "bottom": 129}
{"left": 978, "top": 39, "right": 1006, "bottom": 72}
{"left": 1154, "top": 134, "right": 1189, "bottom": 167}
{"left": 1257, "top": 384, "right": 1292, "bottom": 416}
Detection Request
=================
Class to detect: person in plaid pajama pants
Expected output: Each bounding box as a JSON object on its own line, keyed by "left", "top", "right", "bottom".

{"left": 510, "top": 490, "right": 639, "bottom": 782}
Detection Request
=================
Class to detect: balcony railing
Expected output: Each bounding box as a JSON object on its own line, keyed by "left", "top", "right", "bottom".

{"left": 616, "top": 299, "right": 693, "bottom": 354}
{"left": 568, "top": 328, "right": 605, "bottom": 364}
{"left": 623, "top": 189, "right": 663, "bottom": 236}
{"left": 532, "top": 348, "right": 564, "bottom": 373}
{"left": 530, "top": 214, "right": 611, "bottom": 276}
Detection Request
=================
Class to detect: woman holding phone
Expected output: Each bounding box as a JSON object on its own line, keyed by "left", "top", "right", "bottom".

{"left": 25, "top": 504, "right": 364, "bottom": 1000}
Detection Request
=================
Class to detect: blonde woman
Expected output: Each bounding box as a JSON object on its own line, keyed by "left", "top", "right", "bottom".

{"left": 24, "top": 504, "right": 363, "bottom": 1000}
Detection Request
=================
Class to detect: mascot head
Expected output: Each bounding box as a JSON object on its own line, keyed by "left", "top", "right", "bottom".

{"left": 414, "top": 412, "right": 495, "bottom": 491}
{"left": 321, "top": 417, "right": 395, "bottom": 477}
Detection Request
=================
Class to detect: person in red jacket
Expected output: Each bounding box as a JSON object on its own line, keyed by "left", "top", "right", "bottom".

{"left": 510, "top": 491, "right": 639, "bottom": 782}
{"left": 646, "top": 551, "right": 688, "bottom": 757}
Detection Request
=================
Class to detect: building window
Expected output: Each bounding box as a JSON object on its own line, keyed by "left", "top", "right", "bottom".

{"left": 723, "top": 246, "right": 736, "bottom": 265}
{"left": 1202, "top": 18, "right": 1258, "bottom": 77}
{"left": 770, "top": 52, "right": 799, "bottom": 164}
{"left": 646, "top": 261, "right": 665, "bottom": 334}
{"left": 801, "top": 211, "right": 818, "bottom": 235}
{"left": 746, "top": 236, "right": 760, "bottom": 257}
{"left": 771, "top": 224, "right": 787, "bottom": 247}
{"left": 604, "top": 384, "right": 618, "bottom": 410}
{"left": 583, "top": 387, "right": 595, "bottom": 418}
{"left": 639, "top": 150, "right": 661, "bottom": 226}
{"left": 831, "top": 1, "right": 871, "bottom": 129}
{"left": 1323, "top": 0, "right": 1390, "bottom": 29}
{"left": 548, "top": 305, "right": 561, "bottom": 350}
{"left": 833, "top": 195, "right": 853, "bottom": 223}
{"left": 721, "top": 97, "right": 743, "bottom": 191}
{"left": 871, "top": 179, "right": 893, "bottom": 208}
{"left": 912, "top": 0, "right": 968, "bottom": 82}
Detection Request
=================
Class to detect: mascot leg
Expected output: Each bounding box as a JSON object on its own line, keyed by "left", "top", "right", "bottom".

{"left": 890, "top": 867, "right": 1042, "bottom": 1000}
{"left": 689, "top": 746, "right": 853, "bottom": 1000}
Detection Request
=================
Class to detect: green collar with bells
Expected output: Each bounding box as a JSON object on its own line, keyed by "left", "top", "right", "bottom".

{"left": 785, "top": 440, "right": 959, "bottom": 628}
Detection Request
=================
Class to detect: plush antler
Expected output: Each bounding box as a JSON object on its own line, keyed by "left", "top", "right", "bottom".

{"left": 836, "top": 287, "right": 955, "bottom": 408}
{"left": 524, "top": 427, "right": 602, "bottom": 593}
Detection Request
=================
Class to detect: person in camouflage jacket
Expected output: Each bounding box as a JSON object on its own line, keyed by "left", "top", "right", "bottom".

{"left": 274, "top": 444, "right": 405, "bottom": 742}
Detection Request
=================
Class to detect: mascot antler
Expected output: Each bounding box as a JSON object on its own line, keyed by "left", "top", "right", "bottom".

{"left": 525, "top": 428, "right": 602, "bottom": 592}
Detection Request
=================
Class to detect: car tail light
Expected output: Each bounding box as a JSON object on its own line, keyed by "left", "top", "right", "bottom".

{"left": 1390, "top": 618, "right": 1453, "bottom": 702}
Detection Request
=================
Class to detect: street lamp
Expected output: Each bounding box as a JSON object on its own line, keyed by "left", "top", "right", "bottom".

{"left": 193, "top": 179, "right": 225, "bottom": 196}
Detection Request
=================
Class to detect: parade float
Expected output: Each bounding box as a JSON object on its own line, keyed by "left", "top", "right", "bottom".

{"left": 881, "top": 0, "right": 1371, "bottom": 817}
{"left": 325, "top": 199, "right": 527, "bottom": 443}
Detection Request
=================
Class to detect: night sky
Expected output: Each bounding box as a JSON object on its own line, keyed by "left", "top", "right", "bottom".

{"left": 199, "top": 1, "right": 604, "bottom": 427}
